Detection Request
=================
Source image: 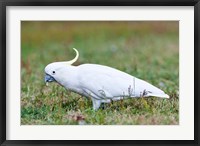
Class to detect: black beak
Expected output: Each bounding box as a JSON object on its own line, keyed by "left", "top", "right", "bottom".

{"left": 44, "top": 74, "right": 55, "bottom": 82}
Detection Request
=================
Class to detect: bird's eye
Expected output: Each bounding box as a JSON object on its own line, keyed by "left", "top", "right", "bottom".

{"left": 52, "top": 71, "right": 56, "bottom": 74}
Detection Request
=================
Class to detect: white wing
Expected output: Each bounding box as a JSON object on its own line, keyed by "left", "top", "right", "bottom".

{"left": 77, "top": 64, "right": 169, "bottom": 100}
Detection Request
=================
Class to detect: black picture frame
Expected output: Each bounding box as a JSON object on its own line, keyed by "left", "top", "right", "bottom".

{"left": 0, "top": 0, "right": 199, "bottom": 146}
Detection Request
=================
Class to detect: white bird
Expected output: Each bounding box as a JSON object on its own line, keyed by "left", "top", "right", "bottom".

{"left": 44, "top": 48, "right": 169, "bottom": 110}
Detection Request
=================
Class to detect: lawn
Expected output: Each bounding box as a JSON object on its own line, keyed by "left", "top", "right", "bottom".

{"left": 21, "top": 21, "right": 179, "bottom": 125}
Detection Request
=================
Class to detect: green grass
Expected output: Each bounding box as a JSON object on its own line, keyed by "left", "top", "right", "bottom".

{"left": 21, "top": 21, "right": 179, "bottom": 125}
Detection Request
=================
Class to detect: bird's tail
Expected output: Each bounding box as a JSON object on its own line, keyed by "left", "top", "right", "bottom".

{"left": 147, "top": 93, "right": 170, "bottom": 98}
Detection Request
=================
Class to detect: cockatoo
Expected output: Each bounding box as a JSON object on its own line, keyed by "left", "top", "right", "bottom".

{"left": 44, "top": 48, "right": 169, "bottom": 110}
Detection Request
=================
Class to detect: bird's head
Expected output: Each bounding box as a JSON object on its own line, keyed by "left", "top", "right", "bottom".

{"left": 44, "top": 48, "right": 79, "bottom": 85}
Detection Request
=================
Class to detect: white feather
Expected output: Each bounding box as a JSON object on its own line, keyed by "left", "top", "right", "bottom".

{"left": 44, "top": 49, "right": 169, "bottom": 110}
